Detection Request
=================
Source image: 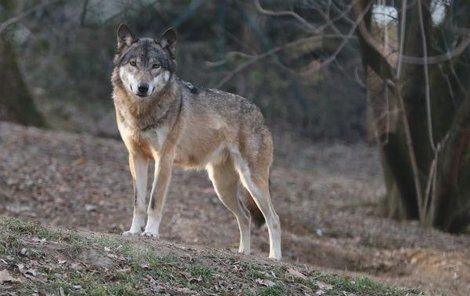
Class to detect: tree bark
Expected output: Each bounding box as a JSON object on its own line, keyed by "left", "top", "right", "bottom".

{"left": 357, "top": 0, "right": 470, "bottom": 232}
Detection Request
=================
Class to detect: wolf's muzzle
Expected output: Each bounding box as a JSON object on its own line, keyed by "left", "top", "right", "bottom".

{"left": 137, "top": 83, "right": 149, "bottom": 97}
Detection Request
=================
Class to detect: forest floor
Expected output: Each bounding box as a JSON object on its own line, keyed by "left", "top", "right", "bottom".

{"left": 0, "top": 122, "right": 469, "bottom": 295}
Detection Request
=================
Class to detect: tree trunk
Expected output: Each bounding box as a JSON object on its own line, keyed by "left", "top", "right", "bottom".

{"left": 357, "top": 0, "right": 470, "bottom": 232}
{"left": 0, "top": 0, "right": 45, "bottom": 126}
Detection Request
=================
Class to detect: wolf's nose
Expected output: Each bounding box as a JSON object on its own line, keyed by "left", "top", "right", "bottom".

{"left": 138, "top": 84, "right": 149, "bottom": 94}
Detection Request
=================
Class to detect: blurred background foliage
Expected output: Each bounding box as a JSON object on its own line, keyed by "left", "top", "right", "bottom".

{"left": 3, "top": 0, "right": 366, "bottom": 140}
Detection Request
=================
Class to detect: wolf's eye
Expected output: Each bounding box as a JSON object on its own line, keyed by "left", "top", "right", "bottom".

{"left": 130, "top": 60, "right": 137, "bottom": 67}
{"left": 152, "top": 64, "right": 160, "bottom": 69}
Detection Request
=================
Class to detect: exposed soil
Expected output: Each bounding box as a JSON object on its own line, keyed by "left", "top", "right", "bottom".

{"left": 0, "top": 122, "right": 469, "bottom": 295}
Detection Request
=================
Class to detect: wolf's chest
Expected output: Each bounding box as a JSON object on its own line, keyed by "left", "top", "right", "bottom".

{"left": 117, "top": 121, "right": 168, "bottom": 157}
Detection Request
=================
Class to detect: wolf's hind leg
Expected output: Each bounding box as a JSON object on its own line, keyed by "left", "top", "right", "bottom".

{"left": 207, "top": 160, "right": 251, "bottom": 254}
{"left": 235, "top": 162, "right": 281, "bottom": 260}
{"left": 123, "top": 154, "right": 149, "bottom": 235}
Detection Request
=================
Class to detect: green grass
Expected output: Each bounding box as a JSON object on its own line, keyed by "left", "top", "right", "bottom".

{"left": 0, "top": 217, "right": 422, "bottom": 296}
{"left": 312, "top": 274, "right": 421, "bottom": 296}
{"left": 189, "top": 264, "right": 214, "bottom": 283}
{"left": 257, "top": 284, "right": 287, "bottom": 296}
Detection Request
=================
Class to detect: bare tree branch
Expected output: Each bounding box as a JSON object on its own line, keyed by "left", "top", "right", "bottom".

{"left": 214, "top": 0, "right": 373, "bottom": 85}
{"left": 215, "top": 35, "right": 323, "bottom": 88}
{"left": 355, "top": 0, "right": 466, "bottom": 69}
{"left": 80, "top": 0, "right": 89, "bottom": 27}
{"left": 352, "top": 0, "right": 395, "bottom": 80}
{"left": 396, "top": 0, "right": 407, "bottom": 78}
{"left": 388, "top": 79, "right": 425, "bottom": 223}
{"left": 253, "top": 0, "right": 318, "bottom": 32}
{"left": 400, "top": 34, "right": 470, "bottom": 64}
{"left": 273, "top": 13, "right": 363, "bottom": 77}
{"left": 417, "top": 0, "right": 437, "bottom": 152}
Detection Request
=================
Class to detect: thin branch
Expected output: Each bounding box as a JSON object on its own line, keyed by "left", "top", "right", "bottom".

{"left": 80, "top": 0, "right": 89, "bottom": 27}
{"left": 352, "top": 0, "right": 395, "bottom": 80}
{"left": 396, "top": 0, "right": 407, "bottom": 78}
{"left": 423, "top": 132, "right": 450, "bottom": 223}
{"left": 310, "top": 0, "right": 355, "bottom": 33}
{"left": 332, "top": 59, "right": 366, "bottom": 89}
{"left": 417, "top": 0, "right": 437, "bottom": 152}
{"left": 354, "top": 0, "right": 469, "bottom": 69}
{"left": 253, "top": 0, "right": 318, "bottom": 32}
{"left": 353, "top": 1, "right": 394, "bottom": 58}
{"left": 215, "top": 36, "right": 322, "bottom": 88}
{"left": 354, "top": 66, "right": 367, "bottom": 89}
{"left": 284, "top": 10, "right": 364, "bottom": 75}
{"left": 206, "top": 51, "right": 253, "bottom": 67}
{"left": 216, "top": 0, "right": 370, "bottom": 85}
{"left": 423, "top": 156, "right": 437, "bottom": 224}
{"left": 223, "top": 29, "right": 259, "bottom": 55}
{"left": 400, "top": 34, "right": 470, "bottom": 64}
{"left": 388, "top": 80, "right": 425, "bottom": 223}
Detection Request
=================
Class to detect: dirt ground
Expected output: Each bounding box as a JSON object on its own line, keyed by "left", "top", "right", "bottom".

{"left": 0, "top": 122, "right": 469, "bottom": 295}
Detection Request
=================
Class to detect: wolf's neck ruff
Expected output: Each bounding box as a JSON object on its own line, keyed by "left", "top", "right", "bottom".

{"left": 139, "top": 92, "right": 183, "bottom": 133}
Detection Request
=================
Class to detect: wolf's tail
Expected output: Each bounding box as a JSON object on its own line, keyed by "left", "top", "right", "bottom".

{"left": 241, "top": 187, "right": 265, "bottom": 228}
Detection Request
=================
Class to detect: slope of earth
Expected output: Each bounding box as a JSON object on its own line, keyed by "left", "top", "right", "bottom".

{"left": 0, "top": 122, "right": 469, "bottom": 295}
{"left": 0, "top": 218, "right": 420, "bottom": 295}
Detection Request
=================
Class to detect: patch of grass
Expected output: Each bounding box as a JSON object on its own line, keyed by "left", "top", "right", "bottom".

{"left": 0, "top": 217, "right": 422, "bottom": 296}
{"left": 241, "top": 262, "right": 265, "bottom": 280}
{"left": 108, "top": 282, "right": 137, "bottom": 295}
{"left": 62, "top": 232, "right": 86, "bottom": 257}
{"left": 189, "top": 264, "right": 214, "bottom": 283}
{"left": 2, "top": 218, "right": 58, "bottom": 239}
{"left": 257, "top": 283, "right": 287, "bottom": 296}
{"left": 246, "top": 268, "right": 267, "bottom": 280}
{"left": 93, "top": 234, "right": 120, "bottom": 249}
{"left": 241, "top": 288, "right": 257, "bottom": 296}
{"left": 272, "top": 265, "right": 287, "bottom": 276}
{"left": 312, "top": 274, "right": 421, "bottom": 296}
{"left": 0, "top": 232, "right": 20, "bottom": 254}
{"left": 1, "top": 217, "right": 81, "bottom": 245}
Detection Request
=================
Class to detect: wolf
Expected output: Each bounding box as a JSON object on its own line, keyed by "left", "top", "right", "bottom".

{"left": 111, "top": 24, "right": 282, "bottom": 260}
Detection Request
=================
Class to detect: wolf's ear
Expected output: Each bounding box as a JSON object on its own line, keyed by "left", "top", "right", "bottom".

{"left": 161, "top": 27, "right": 177, "bottom": 58}
{"left": 117, "top": 24, "right": 135, "bottom": 49}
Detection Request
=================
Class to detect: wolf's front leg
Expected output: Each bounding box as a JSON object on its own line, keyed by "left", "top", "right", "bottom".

{"left": 123, "top": 154, "right": 149, "bottom": 236}
{"left": 142, "top": 156, "right": 174, "bottom": 237}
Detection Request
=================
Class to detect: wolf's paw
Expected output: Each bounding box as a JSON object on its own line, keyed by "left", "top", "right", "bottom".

{"left": 141, "top": 231, "right": 159, "bottom": 238}
{"left": 238, "top": 249, "right": 251, "bottom": 255}
{"left": 268, "top": 255, "right": 282, "bottom": 261}
{"left": 122, "top": 230, "right": 141, "bottom": 236}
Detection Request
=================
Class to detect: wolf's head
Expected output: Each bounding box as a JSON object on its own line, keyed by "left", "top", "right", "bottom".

{"left": 114, "top": 24, "right": 177, "bottom": 99}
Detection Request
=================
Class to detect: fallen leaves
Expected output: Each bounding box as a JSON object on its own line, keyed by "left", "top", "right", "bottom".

{"left": 17, "top": 263, "right": 48, "bottom": 283}
{"left": 0, "top": 269, "right": 23, "bottom": 284}
{"left": 315, "top": 281, "right": 334, "bottom": 295}
{"left": 287, "top": 267, "right": 307, "bottom": 280}
{"left": 255, "top": 278, "right": 275, "bottom": 287}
